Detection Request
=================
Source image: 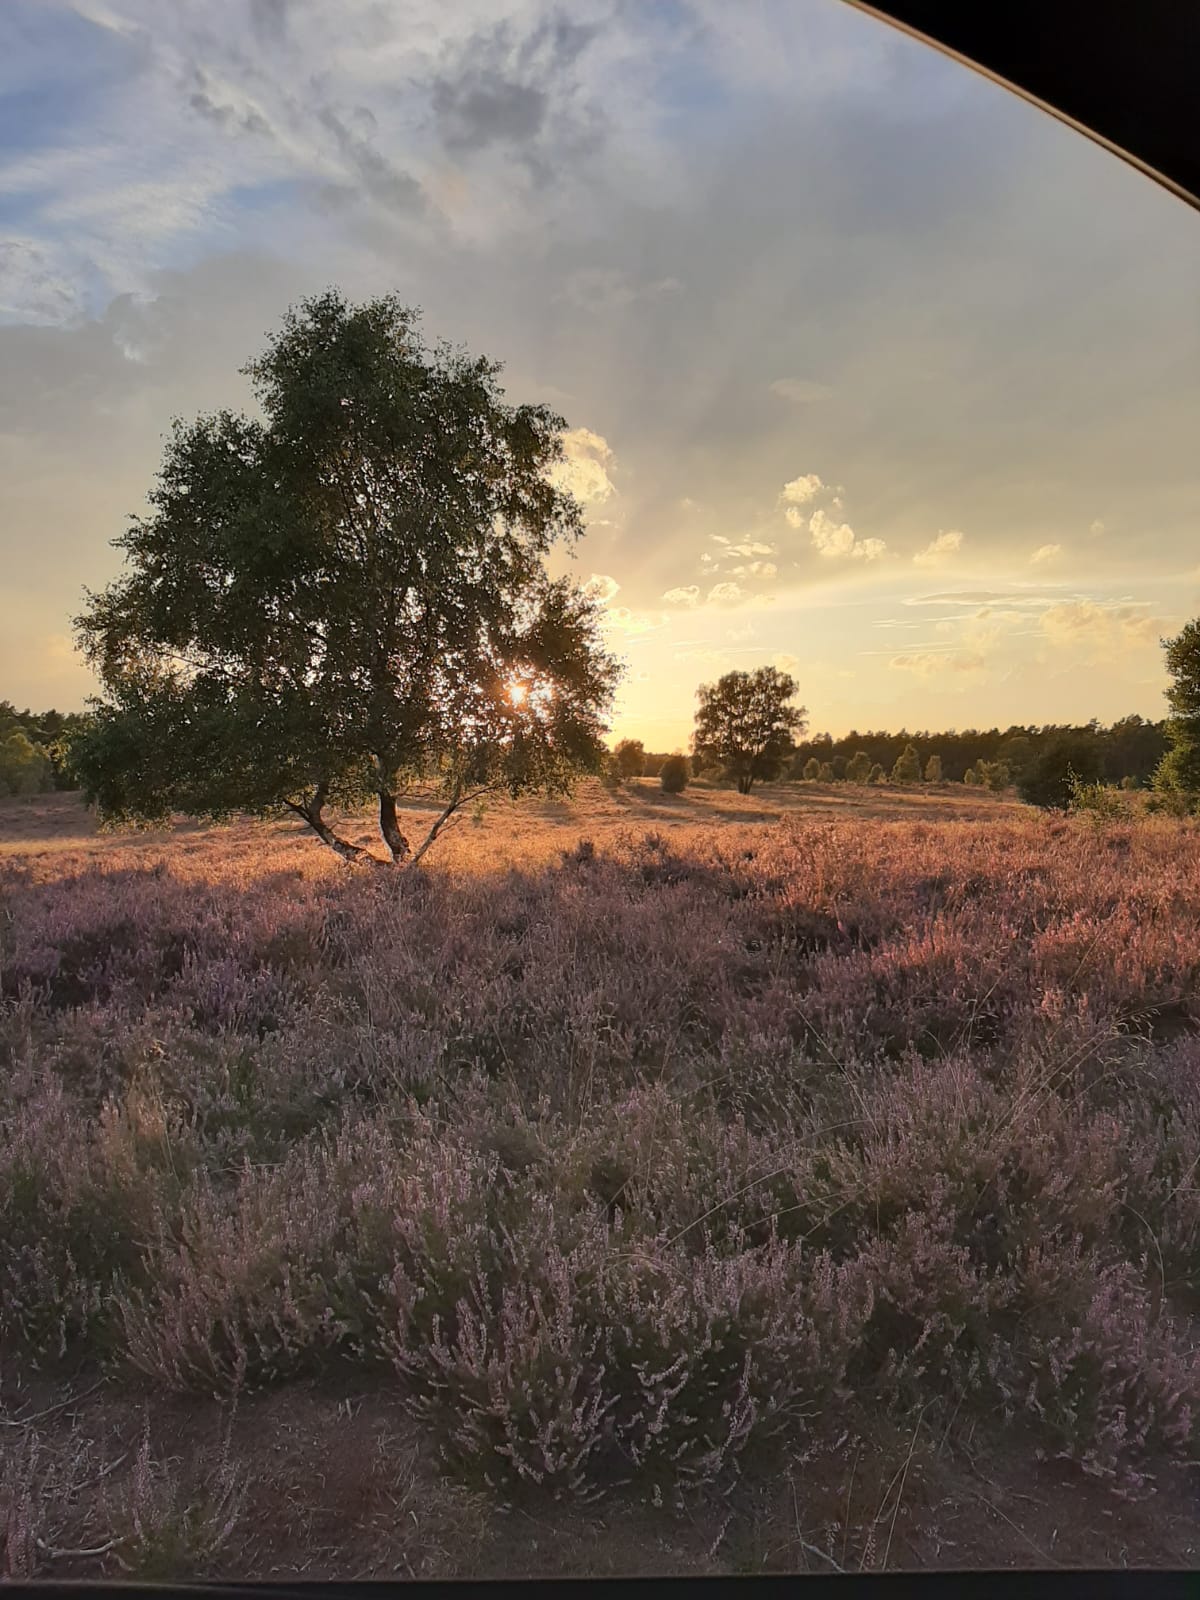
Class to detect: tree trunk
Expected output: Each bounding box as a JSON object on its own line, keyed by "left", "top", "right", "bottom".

{"left": 287, "top": 794, "right": 374, "bottom": 864}
{"left": 377, "top": 789, "right": 411, "bottom": 863}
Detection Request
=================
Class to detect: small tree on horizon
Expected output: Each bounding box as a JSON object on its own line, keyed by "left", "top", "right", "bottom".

{"left": 613, "top": 738, "right": 647, "bottom": 782}
{"left": 924, "top": 753, "right": 943, "bottom": 783}
{"left": 869, "top": 762, "right": 885, "bottom": 785}
{"left": 692, "top": 666, "right": 807, "bottom": 795}
{"left": 891, "top": 743, "right": 921, "bottom": 784}
{"left": 71, "top": 291, "right": 620, "bottom": 865}
{"left": 818, "top": 760, "right": 835, "bottom": 782}
{"left": 847, "top": 750, "right": 872, "bottom": 784}
{"left": 802, "top": 757, "right": 821, "bottom": 781}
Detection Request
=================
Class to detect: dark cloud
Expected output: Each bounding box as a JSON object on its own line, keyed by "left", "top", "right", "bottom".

{"left": 249, "top": 0, "right": 293, "bottom": 45}
{"left": 431, "top": 13, "right": 601, "bottom": 162}
{"left": 187, "top": 67, "right": 274, "bottom": 137}
{"left": 314, "top": 103, "right": 427, "bottom": 215}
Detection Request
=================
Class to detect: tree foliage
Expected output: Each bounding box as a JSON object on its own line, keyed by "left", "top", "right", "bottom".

{"left": 71, "top": 292, "right": 619, "bottom": 863}
{"left": 1017, "top": 736, "right": 1102, "bottom": 810}
{"left": 613, "top": 738, "right": 647, "bottom": 781}
{"left": 692, "top": 667, "right": 806, "bottom": 795}
{"left": 924, "top": 754, "right": 943, "bottom": 783}
{"left": 802, "top": 757, "right": 820, "bottom": 781}
{"left": 659, "top": 753, "right": 689, "bottom": 794}
{"left": 1154, "top": 620, "right": 1200, "bottom": 802}
{"left": 847, "top": 750, "right": 873, "bottom": 785}
{"left": 891, "top": 743, "right": 921, "bottom": 784}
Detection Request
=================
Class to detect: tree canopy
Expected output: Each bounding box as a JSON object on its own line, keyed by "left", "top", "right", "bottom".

{"left": 72, "top": 291, "right": 619, "bottom": 863}
{"left": 1155, "top": 619, "right": 1200, "bottom": 801}
{"left": 692, "top": 666, "right": 806, "bottom": 795}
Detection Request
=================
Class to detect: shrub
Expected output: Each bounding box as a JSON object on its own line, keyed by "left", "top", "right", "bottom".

{"left": 975, "top": 760, "right": 1011, "bottom": 793}
{"left": 868, "top": 763, "right": 885, "bottom": 785}
{"left": 924, "top": 754, "right": 942, "bottom": 783}
{"left": 660, "top": 754, "right": 689, "bottom": 794}
{"left": 1068, "top": 774, "right": 1129, "bottom": 822}
{"left": 802, "top": 758, "right": 820, "bottom": 781}
{"left": 818, "top": 762, "right": 835, "bottom": 782}
{"left": 1018, "top": 736, "right": 1102, "bottom": 809}
{"left": 891, "top": 744, "right": 921, "bottom": 784}
{"left": 847, "top": 751, "right": 873, "bottom": 785}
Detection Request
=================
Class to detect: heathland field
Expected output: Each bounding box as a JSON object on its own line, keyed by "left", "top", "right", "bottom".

{"left": 4, "top": 784, "right": 1200, "bottom": 1577}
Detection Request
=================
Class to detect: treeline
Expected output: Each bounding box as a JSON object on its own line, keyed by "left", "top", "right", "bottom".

{"left": 787, "top": 715, "right": 1168, "bottom": 788}
{"left": 0, "top": 702, "right": 92, "bottom": 796}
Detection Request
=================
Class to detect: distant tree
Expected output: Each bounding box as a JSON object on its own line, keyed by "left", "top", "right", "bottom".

{"left": 869, "top": 763, "right": 885, "bottom": 785}
{"left": 802, "top": 757, "right": 821, "bottom": 781}
{"left": 613, "top": 739, "right": 646, "bottom": 781}
{"left": 1017, "top": 735, "right": 1103, "bottom": 810}
{"left": 660, "top": 753, "right": 689, "bottom": 794}
{"left": 1120, "top": 774, "right": 1138, "bottom": 791}
{"left": 891, "top": 743, "right": 921, "bottom": 784}
{"left": 692, "top": 666, "right": 807, "bottom": 795}
{"left": 691, "top": 751, "right": 707, "bottom": 778}
{"left": 996, "top": 734, "right": 1035, "bottom": 783}
{"left": 924, "top": 753, "right": 943, "bottom": 783}
{"left": 831, "top": 755, "right": 847, "bottom": 781}
{"left": 71, "top": 292, "right": 619, "bottom": 866}
{"left": 1154, "top": 620, "right": 1200, "bottom": 803}
{"left": 818, "top": 760, "right": 835, "bottom": 782}
{"left": 0, "top": 730, "right": 50, "bottom": 796}
{"left": 846, "top": 750, "right": 873, "bottom": 785}
{"left": 976, "top": 760, "right": 1011, "bottom": 793}
{"left": 963, "top": 766, "right": 980, "bottom": 786}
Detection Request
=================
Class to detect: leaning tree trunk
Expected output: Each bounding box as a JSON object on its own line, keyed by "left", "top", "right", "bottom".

{"left": 286, "top": 788, "right": 374, "bottom": 864}
{"left": 377, "top": 789, "right": 411, "bottom": 863}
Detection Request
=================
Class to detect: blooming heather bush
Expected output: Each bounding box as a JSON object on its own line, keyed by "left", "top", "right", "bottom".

{"left": 4, "top": 812, "right": 1200, "bottom": 1494}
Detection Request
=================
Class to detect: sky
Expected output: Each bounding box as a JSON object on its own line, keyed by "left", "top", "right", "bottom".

{"left": 2, "top": 0, "right": 1198, "bottom": 749}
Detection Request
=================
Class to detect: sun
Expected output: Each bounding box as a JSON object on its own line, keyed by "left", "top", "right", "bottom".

{"left": 507, "top": 680, "right": 528, "bottom": 706}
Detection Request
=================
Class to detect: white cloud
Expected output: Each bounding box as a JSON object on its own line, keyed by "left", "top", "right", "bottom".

{"left": 913, "top": 529, "right": 964, "bottom": 568}
{"left": 784, "top": 506, "right": 807, "bottom": 530}
{"left": 773, "top": 652, "right": 800, "bottom": 673}
{"left": 729, "top": 560, "right": 777, "bottom": 577}
{"left": 0, "top": 238, "right": 86, "bottom": 326}
{"left": 1041, "top": 599, "right": 1161, "bottom": 652}
{"left": 1030, "top": 542, "right": 1062, "bottom": 565}
{"left": 1089, "top": 519, "right": 1106, "bottom": 536}
{"left": 809, "top": 508, "right": 885, "bottom": 561}
{"left": 550, "top": 427, "right": 616, "bottom": 507}
{"left": 726, "top": 540, "right": 775, "bottom": 557}
{"left": 781, "top": 472, "right": 824, "bottom": 505}
{"left": 604, "top": 605, "right": 667, "bottom": 636}
{"left": 662, "top": 584, "right": 701, "bottom": 606}
{"left": 582, "top": 572, "right": 620, "bottom": 602}
{"left": 889, "top": 649, "right": 986, "bottom": 677}
{"left": 708, "top": 580, "right": 743, "bottom": 603}
{"left": 770, "top": 377, "right": 831, "bottom": 405}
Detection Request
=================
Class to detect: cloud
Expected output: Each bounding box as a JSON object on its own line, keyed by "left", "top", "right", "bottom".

{"left": 770, "top": 377, "right": 831, "bottom": 405}
{"left": 714, "top": 536, "right": 775, "bottom": 558}
{"left": 708, "top": 581, "right": 743, "bottom": 603}
{"left": 1041, "top": 599, "right": 1162, "bottom": 652}
{"left": 604, "top": 605, "right": 667, "bottom": 636}
{"left": 913, "top": 529, "right": 964, "bottom": 568}
{"left": 809, "top": 507, "right": 886, "bottom": 561}
{"left": 662, "top": 584, "right": 701, "bottom": 606}
{"left": 562, "top": 268, "right": 681, "bottom": 313}
{"left": 0, "top": 238, "right": 85, "bottom": 325}
{"left": 582, "top": 572, "right": 619, "bottom": 602}
{"left": 1030, "top": 542, "right": 1062, "bottom": 565}
{"left": 781, "top": 472, "right": 824, "bottom": 506}
{"left": 889, "top": 649, "right": 986, "bottom": 677}
{"left": 1089, "top": 519, "right": 1106, "bottom": 536}
{"left": 773, "top": 652, "right": 800, "bottom": 673}
{"left": 550, "top": 427, "right": 615, "bottom": 506}
{"left": 729, "top": 561, "right": 777, "bottom": 576}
